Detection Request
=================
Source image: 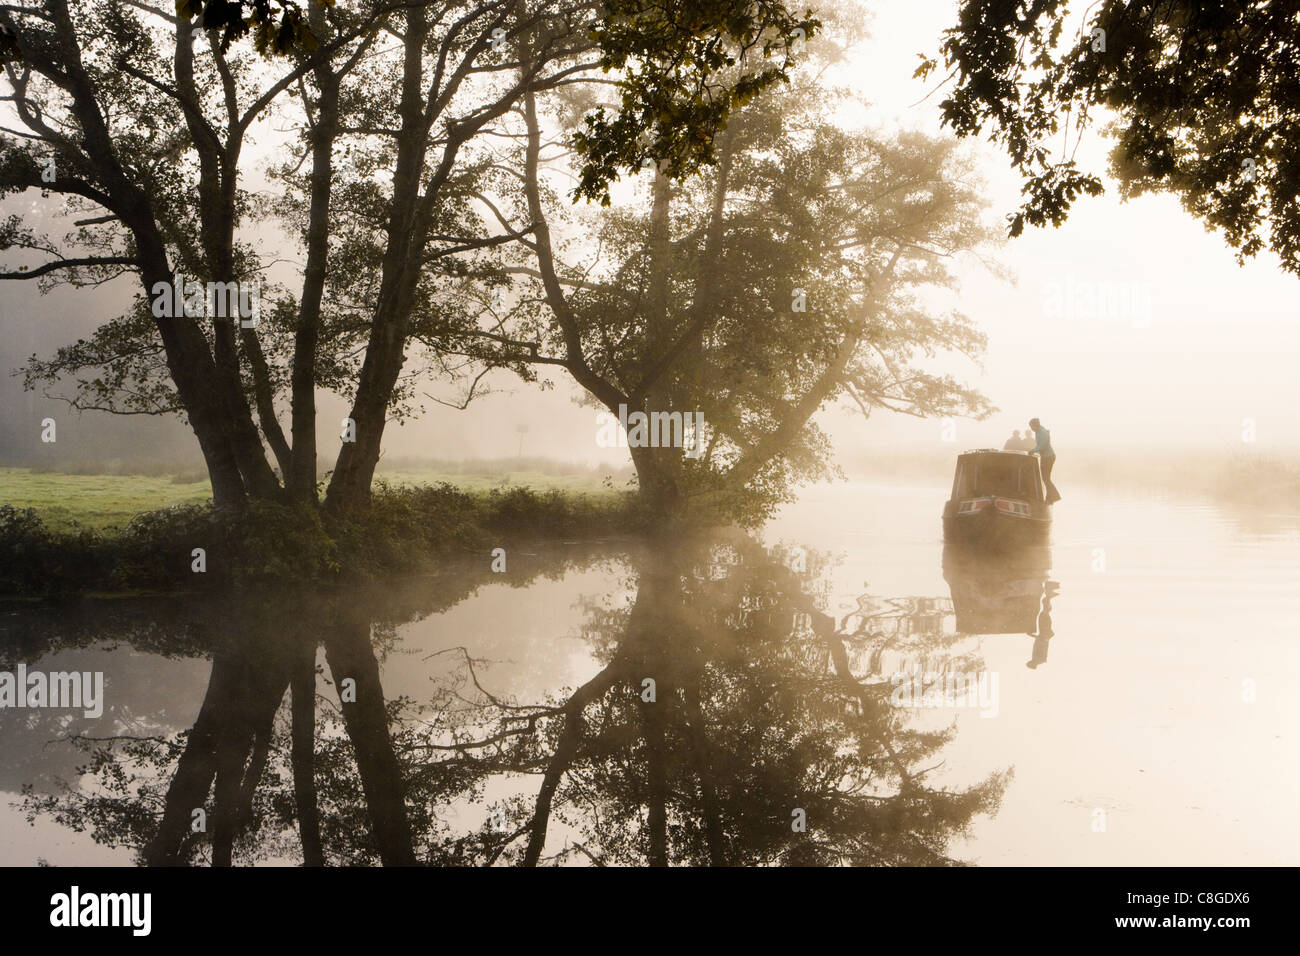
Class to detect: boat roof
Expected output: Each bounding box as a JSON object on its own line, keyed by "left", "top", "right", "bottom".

{"left": 958, "top": 448, "right": 1030, "bottom": 457}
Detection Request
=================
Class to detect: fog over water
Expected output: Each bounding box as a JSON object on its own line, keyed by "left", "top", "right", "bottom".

{"left": 1, "top": 0, "right": 1298, "bottom": 874}
{"left": 4, "top": 478, "right": 1298, "bottom": 865}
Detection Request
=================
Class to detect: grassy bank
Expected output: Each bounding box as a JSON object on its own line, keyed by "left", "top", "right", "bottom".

{"left": 0, "top": 468, "right": 642, "bottom": 597}
{"left": 0, "top": 461, "right": 629, "bottom": 533}
{"left": 0, "top": 469, "right": 213, "bottom": 532}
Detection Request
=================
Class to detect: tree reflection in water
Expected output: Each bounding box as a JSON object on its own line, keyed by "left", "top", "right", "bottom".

{"left": 14, "top": 534, "right": 1010, "bottom": 866}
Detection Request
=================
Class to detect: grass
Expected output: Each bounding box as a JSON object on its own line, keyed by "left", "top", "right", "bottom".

{"left": 0, "top": 460, "right": 631, "bottom": 532}
{"left": 0, "top": 476, "right": 644, "bottom": 597}
{"left": 0, "top": 468, "right": 213, "bottom": 531}
{"left": 375, "top": 465, "right": 629, "bottom": 496}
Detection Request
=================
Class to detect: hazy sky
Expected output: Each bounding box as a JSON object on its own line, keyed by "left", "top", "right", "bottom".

{"left": 403, "top": 0, "right": 1300, "bottom": 463}
{"left": 392, "top": 0, "right": 1300, "bottom": 463}
{"left": 2, "top": 0, "right": 1297, "bottom": 470}
{"left": 822, "top": 0, "right": 1300, "bottom": 453}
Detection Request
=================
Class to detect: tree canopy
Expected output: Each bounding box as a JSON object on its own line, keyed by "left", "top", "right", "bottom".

{"left": 0, "top": 0, "right": 818, "bottom": 512}
{"left": 495, "top": 71, "right": 996, "bottom": 521}
{"left": 918, "top": 0, "right": 1300, "bottom": 275}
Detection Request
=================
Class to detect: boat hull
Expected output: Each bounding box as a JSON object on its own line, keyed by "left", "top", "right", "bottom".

{"left": 942, "top": 503, "right": 1050, "bottom": 551}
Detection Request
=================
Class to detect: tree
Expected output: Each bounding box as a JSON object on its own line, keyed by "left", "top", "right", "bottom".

{"left": 1, "top": 0, "right": 390, "bottom": 507}
{"left": 1, "top": 0, "right": 816, "bottom": 512}
{"left": 12, "top": 551, "right": 602, "bottom": 865}
{"left": 499, "top": 533, "right": 1010, "bottom": 866}
{"left": 491, "top": 73, "right": 996, "bottom": 522}
{"left": 918, "top": 0, "right": 1300, "bottom": 275}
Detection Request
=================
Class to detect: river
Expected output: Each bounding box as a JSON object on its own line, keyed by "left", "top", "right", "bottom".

{"left": 2, "top": 478, "right": 1297, "bottom": 865}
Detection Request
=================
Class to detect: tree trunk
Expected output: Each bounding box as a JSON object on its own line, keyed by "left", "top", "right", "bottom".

{"left": 288, "top": 4, "right": 343, "bottom": 503}
{"left": 325, "top": 6, "right": 430, "bottom": 513}
{"left": 291, "top": 636, "right": 325, "bottom": 866}
{"left": 521, "top": 660, "right": 627, "bottom": 866}
{"left": 143, "top": 644, "right": 286, "bottom": 865}
{"left": 323, "top": 616, "right": 417, "bottom": 866}
{"left": 41, "top": 2, "right": 254, "bottom": 511}
{"left": 629, "top": 442, "right": 683, "bottom": 518}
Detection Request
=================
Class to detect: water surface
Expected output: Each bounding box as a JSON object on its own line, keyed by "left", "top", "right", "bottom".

{"left": 2, "top": 480, "right": 1296, "bottom": 865}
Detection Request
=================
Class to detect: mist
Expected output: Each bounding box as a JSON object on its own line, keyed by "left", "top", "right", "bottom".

{"left": 2, "top": 0, "right": 1297, "bottom": 888}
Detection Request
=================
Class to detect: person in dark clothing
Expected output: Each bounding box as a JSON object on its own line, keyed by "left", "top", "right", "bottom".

{"left": 1004, "top": 429, "right": 1024, "bottom": 450}
{"left": 1029, "top": 417, "right": 1060, "bottom": 504}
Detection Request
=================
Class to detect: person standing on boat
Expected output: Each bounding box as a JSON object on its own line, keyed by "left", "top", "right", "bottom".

{"left": 1028, "top": 418, "right": 1061, "bottom": 503}
{"left": 1003, "top": 429, "right": 1024, "bottom": 450}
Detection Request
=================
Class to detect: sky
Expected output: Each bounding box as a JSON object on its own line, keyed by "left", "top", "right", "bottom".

{"left": 844, "top": 0, "right": 1300, "bottom": 452}
{"left": 2, "top": 0, "right": 1297, "bottom": 470}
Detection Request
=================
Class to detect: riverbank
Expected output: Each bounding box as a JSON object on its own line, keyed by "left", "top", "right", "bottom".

{"left": 0, "top": 461, "right": 631, "bottom": 532}
{"left": 8, "top": 446, "right": 1296, "bottom": 597}
{"left": 0, "top": 473, "right": 643, "bottom": 597}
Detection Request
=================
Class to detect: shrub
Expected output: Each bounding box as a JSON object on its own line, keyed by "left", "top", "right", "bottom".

{"left": 0, "top": 483, "right": 640, "bottom": 596}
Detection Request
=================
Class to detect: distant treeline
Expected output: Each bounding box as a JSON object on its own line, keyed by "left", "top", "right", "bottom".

{"left": 838, "top": 445, "right": 1300, "bottom": 505}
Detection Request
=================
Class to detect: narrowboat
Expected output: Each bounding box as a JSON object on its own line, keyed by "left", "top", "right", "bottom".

{"left": 942, "top": 449, "right": 1051, "bottom": 549}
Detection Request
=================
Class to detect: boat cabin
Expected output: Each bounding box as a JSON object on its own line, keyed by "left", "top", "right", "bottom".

{"left": 950, "top": 449, "right": 1045, "bottom": 504}
{"left": 943, "top": 449, "right": 1050, "bottom": 546}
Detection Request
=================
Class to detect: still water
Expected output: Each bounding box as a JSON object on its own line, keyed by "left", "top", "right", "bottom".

{"left": 2, "top": 480, "right": 1298, "bottom": 865}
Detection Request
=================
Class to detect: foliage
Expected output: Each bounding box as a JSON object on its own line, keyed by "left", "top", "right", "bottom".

{"left": 919, "top": 1, "right": 1300, "bottom": 273}
{"left": 507, "top": 70, "right": 998, "bottom": 524}
{"left": 176, "top": 0, "right": 330, "bottom": 54}
{"left": 0, "top": 483, "right": 639, "bottom": 595}
{"left": 573, "top": 0, "right": 819, "bottom": 203}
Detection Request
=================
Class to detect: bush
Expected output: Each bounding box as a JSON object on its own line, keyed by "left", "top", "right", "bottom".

{"left": 0, "top": 505, "right": 109, "bottom": 595}
{"left": 236, "top": 500, "right": 340, "bottom": 587}
{"left": 0, "top": 483, "right": 641, "bottom": 597}
{"left": 482, "top": 486, "right": 643, "bottom": 538}
{"left": 0, "top": 505, "right": 56, "bottom": 594}
{"left": 113, "top": 504, "right": 229, "bottom": 591}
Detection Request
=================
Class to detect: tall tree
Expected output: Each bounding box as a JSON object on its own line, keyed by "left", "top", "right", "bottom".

{"left": 1, "top": 0, "right": 816, "bottom": 511}
{"left": 1, "top": 0, "right": 387, "bottom": 507}
{"left": 489, "top": 76, "right": 996, "bottom": 522}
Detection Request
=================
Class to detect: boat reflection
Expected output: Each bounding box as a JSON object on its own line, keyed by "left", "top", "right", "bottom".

{"left": 942, "top": 543, "right": 1060, "bottom": 667}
